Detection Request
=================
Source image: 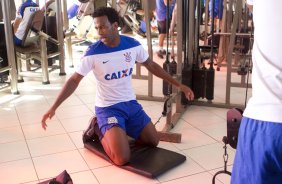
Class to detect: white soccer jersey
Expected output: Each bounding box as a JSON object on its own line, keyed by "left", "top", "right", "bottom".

{"left": 15, "top": 0, "right": 39, "bottom": 41}
{"left": 244, "top": 0, "right": 282, "bottom": 122}
{"left": 76, "top": 35, "right": 149, "bottom": 107}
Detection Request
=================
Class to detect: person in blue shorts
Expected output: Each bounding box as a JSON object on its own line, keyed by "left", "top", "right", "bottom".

{"left": 155, "top": 0, "right": 175, "bottom": 59}
{"left": 41, "top": 7, "right": 194, "bottom": 166}
{"left": 205, "top": 0, "right": 223, "bottom": 31}
{"left": 208, "top": 0, "right": 223, "bottom": 20}
{"left": 231, "top": 1, "right": 282, "bottom": 183}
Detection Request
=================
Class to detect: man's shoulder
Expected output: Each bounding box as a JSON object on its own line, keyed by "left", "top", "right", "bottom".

{"left": 83, "top": 36, "right": 142, "bottom": 57}
{"left": 120, "top": 35, "right": 141, "bottom": 48}
{"left": 83, "top": 40, "right": 104, "bottom": 57}
{"left": 20, "top": 1, "right": 39, "bottom": 9}
{"left": 19, "top": 0, "right": 39, "bottom": 17}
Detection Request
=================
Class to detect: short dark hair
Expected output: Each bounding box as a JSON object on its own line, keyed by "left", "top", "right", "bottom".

{"left": 92, "top": 7, "right": 120, "bottom": 26}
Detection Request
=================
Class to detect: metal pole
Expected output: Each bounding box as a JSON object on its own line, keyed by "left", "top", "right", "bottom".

{"left": 62, "top": 0, "right": 74, "bottom": 67}
{"left": 39, "top": 36, "right": 50, "bottom": 84}
{"left": 210, "top": 0, "right": 215, "bottom": 68}
{"left": 188, "top": 0, "right": 195, "bottom": 65}
{"left": 56, "top": 0, "right": 66, "bottom": 75}
{"left": 175, "top": 0, "right": 183, "bottom": 113}
{"left": 204, "top": 0, "right": 210, "bottom": 45}
{"left": 144, "top": 0, "right": 153, "bottom": 97}
{"left": 176, "top": 0, "right": 182, "bottom": 75}
{"left": 217, "top": 0, "right": 227, "bottom": 69}
{"left": 62, "top": 0, "right": 68, "bottom": 30}
{"left": 195, "top": 0, "right": 201, "bottom": 64}
{"left": 225, "top": 0, "right": 242, "bottom": 104}
{"left": 2, "top": 0, "right": 19, "bottom": 94}
{"left": 111, "top": 0, "right": 117, "bottom": 9}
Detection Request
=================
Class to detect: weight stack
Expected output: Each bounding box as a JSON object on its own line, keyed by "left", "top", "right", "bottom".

{"left": 169, "top": 59, "right": 177, "bottom": 75}
{"left": 192, "top": 67, "right": 206, "bottom": 99}
{"left": 191, "top": 66, "right": 215, "bottom": 100}
{"left": 205, "top": 68, "right": 215, "bottom": 100}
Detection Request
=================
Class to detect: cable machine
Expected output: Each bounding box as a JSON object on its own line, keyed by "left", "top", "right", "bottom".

{"left": 0, "top": 0, "right": 18, "bottom": 94}
{"left": 180, "top": 0, "right": 253, "bottom": 109}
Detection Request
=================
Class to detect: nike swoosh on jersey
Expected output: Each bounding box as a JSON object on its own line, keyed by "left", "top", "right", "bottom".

{"left": 102, "top": 60, "right": 109, "bottom": 64}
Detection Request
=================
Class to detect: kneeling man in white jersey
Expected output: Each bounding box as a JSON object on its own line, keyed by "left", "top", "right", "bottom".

{"left": 41, "top": 7, "right": 194, "bottom": 166}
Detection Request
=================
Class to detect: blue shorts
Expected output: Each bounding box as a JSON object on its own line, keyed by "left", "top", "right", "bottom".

{"left": 14, "top": 36, "right": 22, "bottom": 46}
{"left": 157, "top": 20, "right": 167, "bottom": 34}
{"left": 95, "top": 100, "right": 151, "bottom": 139}
{"left": 209, "top": 0, "right": 223, "bottom": 19}
{"left": 231, "top": 117, "right": 282, "bottom": 184}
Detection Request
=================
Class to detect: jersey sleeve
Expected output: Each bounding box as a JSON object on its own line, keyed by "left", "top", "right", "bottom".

{"left": 16, "top": 4, "right": 23, "bottom": 18}
{"left": 135, "top": 45, "right": 149, "bottom": 63}
{"left": 75, "top": 56, "right": 95, "bottom": 76}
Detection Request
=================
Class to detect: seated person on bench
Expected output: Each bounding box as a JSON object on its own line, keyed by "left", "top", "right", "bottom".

{"left": 13, "top": 0, "right": 39, "bottom": 46}
{"left": 41, "top": 7, "right": 194, "bottom": 166}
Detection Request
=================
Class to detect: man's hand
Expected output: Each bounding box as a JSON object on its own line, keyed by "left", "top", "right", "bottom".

{"left": 41, "top": 109, "right": 55, "bottom": 130}
{"left": 40, "top": 73, "right": 83, "bottom": 130}
{"left": 179, "top": 84, "right": 194, "bottom": 101}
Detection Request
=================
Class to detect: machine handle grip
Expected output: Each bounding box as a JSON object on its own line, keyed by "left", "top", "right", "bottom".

{"left": 37, "top": 31, "right": 59, "bottom": 45}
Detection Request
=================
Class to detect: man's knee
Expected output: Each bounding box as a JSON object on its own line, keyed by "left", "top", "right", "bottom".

{"left": 142, "top": 134, "right": 160, "bottom": 147}
{"left": 110, "top": 151, "right": 130, "bottom": 166}
{"left": 149, "top": 134, "right": 160, "bottom": 147}
{"left": 101, "top": 127, "right": 131, "bottom": 166}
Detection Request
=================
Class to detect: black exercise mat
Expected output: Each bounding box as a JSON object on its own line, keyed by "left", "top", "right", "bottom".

{"left": 84, "top": 139, "right": 186, "bottom": 178}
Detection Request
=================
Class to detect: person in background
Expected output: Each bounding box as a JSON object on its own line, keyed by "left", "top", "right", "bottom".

{"left": 208, "top": 0, "right": 223, "bottom": 31}
{"left": 41, "top": 7, "right": 194, "bottom": 166}
{"left": 13, "top": 0, "right": 39, "bottom": 46}
{"left": 155, "top": 0, "right": 175, "bottom": 59}
{"left": 231, "top": 0, "right": 282, "bottom": 183}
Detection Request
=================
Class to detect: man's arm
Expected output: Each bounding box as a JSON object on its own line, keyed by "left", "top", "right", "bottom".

{"left": 41, "top": 72, "right": 84, "bottom": 129}
{"left": 247, "top": 4, "right": 253, "bottom": 12}
{"left": 13, "top": 17, "right": 22, "bottom": 34}
{"left": 142, "top": 58, "right": 194, "bottom": 100}
{"left": 246, "top": 0, "right": 253, "bottom": 12}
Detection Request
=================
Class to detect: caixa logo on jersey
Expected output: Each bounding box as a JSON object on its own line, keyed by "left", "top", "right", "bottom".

{"left": 104, "top": 68, "right": 133, "bottom": 80}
